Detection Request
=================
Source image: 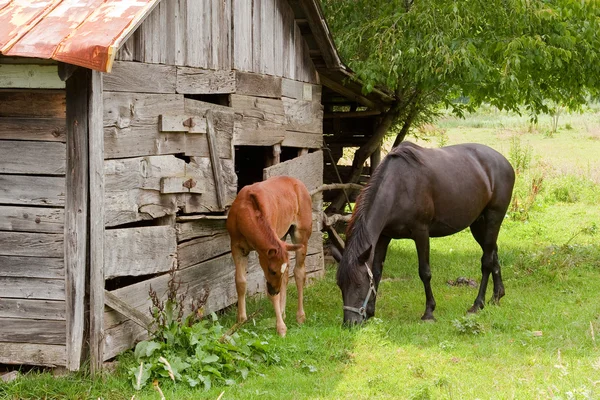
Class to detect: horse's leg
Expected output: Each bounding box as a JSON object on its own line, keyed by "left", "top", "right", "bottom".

{"left": 292, "top": 229, "right": 310, "bottom": 325}
{"left": 232, "top": 246, "right": 248, "bottom": 323}
{"left": 414, "top": 230, "right": 436, "bottom": 320}
{"left": 373, "top": 235, "right": 392, "bottom": 290}
{"left": 269, "top": 292, "right": 287, "bottom": 337}
{"left": 468, "top": 211, "right": 505, "bottom": 313}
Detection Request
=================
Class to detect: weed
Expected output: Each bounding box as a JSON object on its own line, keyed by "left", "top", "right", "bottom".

{"left": 508, "top": 135, "right": 532, "bottom": 174}
{"left": 452, "top": 315, "right": 485, "bottom": 335}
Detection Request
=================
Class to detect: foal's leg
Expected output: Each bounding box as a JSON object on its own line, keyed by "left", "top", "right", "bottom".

{"left": 292, "top": 230, "right": 310, "bottom": 325}
{"left": 270, "top": 292, "right": 287, "bottom": 337}
{"left": 279, "top": 261, "right": 290, "bottom": 320}
{"left": 414, "top": 229, "right": 436, "bottom": 320}
{"left": 232, "top": 246, "right": 249, "bottom": 323}
{"left": 468, "top": 211, "right": 505, "bottom": 313}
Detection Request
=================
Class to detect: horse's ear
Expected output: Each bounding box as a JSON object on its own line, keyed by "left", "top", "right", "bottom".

{"left": 329, "top": 244, "right": 343, "bottom": 263}
{"left": 285, "top": 243, "right": 303, "bottom": 252}
{"left": 267, "top": 248, "right": 278, "bottom": 258}
{"left": 358, "top": 245, "right": 372, "bottom": 264}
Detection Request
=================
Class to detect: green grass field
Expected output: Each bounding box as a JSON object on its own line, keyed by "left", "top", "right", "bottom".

{"left": 2, "top": 109, "right": 599, "bottom": 399}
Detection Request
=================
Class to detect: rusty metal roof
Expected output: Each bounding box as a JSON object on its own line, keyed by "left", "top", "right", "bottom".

{"left": 0, "top": 0, "right": 159, "bottom": 72}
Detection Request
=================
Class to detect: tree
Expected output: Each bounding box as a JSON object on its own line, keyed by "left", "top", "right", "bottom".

{"left": 321, "top": 0, "right": 600, "bottom": 210}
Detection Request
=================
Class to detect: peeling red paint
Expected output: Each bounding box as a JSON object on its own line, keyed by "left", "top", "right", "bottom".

{"left": 0, "top": 0, "right": 159, "bottom": 72}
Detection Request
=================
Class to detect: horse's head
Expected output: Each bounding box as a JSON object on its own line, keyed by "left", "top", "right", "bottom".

{"left": 259, "top": 241, "right": 303, "bottom": 296}
{"left": 337, "top": 245, "right": 377, "bottom": 326}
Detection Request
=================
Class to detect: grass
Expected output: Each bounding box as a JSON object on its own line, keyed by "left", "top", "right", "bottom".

{"left": 2, "top": 108, "right": 600, "bottom": 399}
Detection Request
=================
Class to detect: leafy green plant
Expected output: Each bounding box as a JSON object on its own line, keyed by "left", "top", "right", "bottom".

{"left": 508, "top": 135, "right": 532, "bottom": 174}
{"left": 128, "top": 271, "right": 277, "bottom": 391}
{"left": 452, "top": 315, "right": 485, "bottom": 335}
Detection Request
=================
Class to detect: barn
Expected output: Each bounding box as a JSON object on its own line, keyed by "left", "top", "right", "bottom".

{"left": 0, "top": 0, "right": 394, "bottom": 372}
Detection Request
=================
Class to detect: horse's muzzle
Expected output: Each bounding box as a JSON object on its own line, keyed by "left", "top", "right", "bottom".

{"left": 267, "top": 282, "right": 280, "bottom": 296}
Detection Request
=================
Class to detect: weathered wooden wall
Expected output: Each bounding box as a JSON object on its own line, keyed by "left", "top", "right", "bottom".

{"left": 116, "top": 0, "right": 317, "bottom": 83}
{"left": 0, "top": 81, "right": 68, "bottom": 366}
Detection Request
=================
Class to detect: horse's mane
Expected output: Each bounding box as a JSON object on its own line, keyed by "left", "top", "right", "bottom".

{"left": 337, "top": 142, "right": 424, "bottom": 287}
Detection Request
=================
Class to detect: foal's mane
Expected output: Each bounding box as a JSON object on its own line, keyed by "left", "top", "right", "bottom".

{"left": 337, "top": 142, "right": 424, "bottom": 287}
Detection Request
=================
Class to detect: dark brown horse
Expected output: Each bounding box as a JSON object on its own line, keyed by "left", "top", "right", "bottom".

{"left": 336, "top": 142, "right": 515, "bottom": 325}
{"left": 226, "top": 176, "right": 313, "bottom": 336}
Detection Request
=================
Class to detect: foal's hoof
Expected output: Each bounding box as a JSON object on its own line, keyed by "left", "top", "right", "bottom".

{"left": 276, "top": 325, "right": 287, "bottom": 337}
{"left": 296, "top": 312, "right": 306, "bottom": 325}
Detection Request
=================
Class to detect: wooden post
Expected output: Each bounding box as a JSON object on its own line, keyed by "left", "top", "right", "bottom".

{"left": 65, "top": 68, "right": 89, "bottom": 371}
{"left": 88, "top": 70, "right": 104, "bottom": 374}
{"left": 370, "top": 144, "right": 381, "bottom": 172}
{"left": 298, "top": 147, "right": 309, "bottom": 157}
{"left": 206, "top": 110, "right": 225, "bottom": 209}
{"left": 273, "top": 143, "right": 281, "bottom": 164}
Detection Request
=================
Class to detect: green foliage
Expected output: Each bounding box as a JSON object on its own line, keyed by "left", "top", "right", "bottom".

{"left": 321, "top": 0, "right": 600, "bottom": 136}
{"left": 127, "top": 273, "right": 277, "bottom": 392}
{"left": 452, "top": 315, "right": 485, "bottom": 335}
{"left": 508, "top": 135, "right": 532, "bottom": 174}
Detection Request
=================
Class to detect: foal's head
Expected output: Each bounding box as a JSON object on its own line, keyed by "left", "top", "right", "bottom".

{"left": 259, "top": 241, "right": 303, "bottom": 296}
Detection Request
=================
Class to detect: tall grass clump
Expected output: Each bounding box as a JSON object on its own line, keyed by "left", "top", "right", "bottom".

{"left": 507, "top": 135, "right": 544, "bottom": 221}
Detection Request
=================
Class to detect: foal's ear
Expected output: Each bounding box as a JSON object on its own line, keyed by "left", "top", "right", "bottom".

{"left": 267, "top": 248, "right": 278, "bottom": 258}
{"left": 358, "top": 245, "right": 372, "bottom": 264}
{"left": 285, "top": 243, "right": 303, "bottom": 252}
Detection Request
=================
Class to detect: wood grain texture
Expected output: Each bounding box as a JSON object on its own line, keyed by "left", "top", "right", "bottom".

{"left": 0, "top": 318, "right": 65, "bottom": 345}
{"left": 0, "top": 64, "right": 64, "bottom": 89}
{"left": 282, "top": 97, "right": 323, "bottom": 134}
{"left": 0, "top": 277, "right": 65, "bottom": 300}
{"left": 0, "top": 117, "right": 66, "bottom": 142}
{"left": 0, "top": 90, "right": 66, "bottom": 118}
{"left": 0, "top": 140, "right": 65, "bottom": 175}
{"left": 263, "top": 150, "right": 323, "bottom": 192}
{"left": 205, "top": 110, "right": 225, "bottom": 208}
{"left": 232, "top": 0, "right": 252, "bottom": 71}
{"left": 0, "top": 231, "right": 63, "bottom": 257}
{"left": 281, "top": 131, "right": 322, "bottom": 148}
{"left": 176, "top": 67, "right": 235, "bottom": 94}
{"left": 64, "top": 68, "right": 88, "bottom": 371}
{"left": 104, "top": 226, "right": 177, "bottom": 279}
{"left": 0, "top": 343, "right": 66, "bottom": 367}
{"left": 177, "top": 232, "right": 230, "bottom": 269}
{"left": 175, "top": 217, "right": 227, "bottom": 242}
{"left": 0, "top": 206, "right": 64, "bottom": 233}
{"left": 102, "top": 319, "right": 149, "bottom": 362}
{"left": 0, "top": 255, "right": 64, "bottom": 278}
{"left": 0, "top": 298, "right": 65, "bottom": 320}
{"left": 103, "top": 61, "right": 177, "bottom": 94}
{"left": 235, "top": 71, "right": 282, "bottom": 98}
{"left": 104, "top": 290, "right": 153, "bottom": 329}
{"left": 0, "top": 174, "right": 65, "bottom": 207}
{"left": 88, "top": 69, "right": 105, "bottom": 374}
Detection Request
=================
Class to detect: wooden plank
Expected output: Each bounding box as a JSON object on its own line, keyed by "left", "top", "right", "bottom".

{"left": 0, "top": 343, "right": 66, "bottom": 367}
{"left": 88, "top": 69, "right": 105, "bottom": 374}
{"left": 0, "top": 140, "right": 65, "bottom": 175}
{"left": 0, "top": 231, "right": 63, "bottom": 257}
{"left": 175, "top": 218, "right": 227, "bottom": 242}
{"left": 0, "top": 255, "right": 64, "bottom": 278}
{"left": 64, "top": 68, "right": 88, "bottom": 371}
{"left": 104, "top": 290, "right": 153, "bottom": 329}
{"left": 0, "top": 174, "right": 65, "bottom": 207}
{"left": 235, "top": 71, "right": 282, "bottom": 98}
{"left": 103, "top": 61, "right": 177, "bottom": 94}
{"left": 185, "top": 0, "right": 206, "bottom": 68}
{"left": 282, "top": 131, "right": 322, "bottom": 148}
{"left": 165, "top": 0, "right": 186, "bottom": 66}
{"left": 273, "top": 0, "right": 284, "bottom": 77}
{"left": 183, "top": 157, "right": 238, "bottom": 213}
{"left": 0, "top": 318, "right": 66, "bottom": 345}
{"left": 281, "top": 78, "right": 320, "bottom": 101}
{"left": 232, "top": 0, "right": 252, "bottom": 71}
{"left": 221, "top": 0, "right": 232, "bottom": 70}
{"left": 206, "top": 110, "right": 225, "bottom": 209}
{"left": 283, "top": 97, "right": 323, "bottom": 134}
{"left": 0, "top": 299, "right": 65, "bottom": 320}
{"left": 0, "top": 117, "right": 66, "bottom": 142}
{"left": 0, "top": 90, "right": 66, "bottom": 118}
{"left": 103, "top": 319, "right": 149, "bottom": 362}
{"left": 0, "top": 277, "right": 65, "bottom": 300}
{"left": 0, "top": 64, "right": 64, "bottom": 89}
{"left": 233, "top": 118, "right": 285, "bottom": 146}
{"left": 281, "top": 1, "right": 293, "bottom": 79}
{"left": 176, "top": 67, "right": 235, "bottom": 94}
{"left": 0, "top": 206, "right": 63, "bottom": 233}
{"left": 160, "top": 176, "right": 204, "bottom": 194}
{"left": 252, "top": 0, "right": 262, "bottom": 73}
{"left": 177, "top": 231, "right": 231, "bottom": 269}
{"left": 159, "top": 115, "right": 207, "bottom": 133}
{"left": 261, "top": 0, "right": 275, "bottom": 75}
{"left": 263, "top": 150, "right": 323, "bottom": 192}
{"left": 104, "top": 226, "right": 177, "bottom": 279}
{"left": 230, "top": 94, "right": 286, "bottom": 124}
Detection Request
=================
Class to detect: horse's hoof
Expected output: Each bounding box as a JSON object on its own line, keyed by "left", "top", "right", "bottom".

{"left": 421, "top": 314, "right": 436, "bottom": 322}
{"left": 296, "top": 312, "right": 306, "bottom": 324}
{"left": 467, "top": 305, "right": 481, "bottom": 314}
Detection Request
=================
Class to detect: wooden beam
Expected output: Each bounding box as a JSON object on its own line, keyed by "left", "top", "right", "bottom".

{"left": 324, "top": 110, "right": 382, "bottom": 119}
{"left": 104, "top": 290, "right": 153, "bottom": 330}
{"left": 319, "top": 74, "right": 379, "bottom": 110}
{"left": 206, "top": 110, "right": 225, "bottom": 209}
{"left": 64, "top": 68, "right": 89, "bottom": 371}
{"left": 88, "top": 70, "right": 105, "bottom": 375}
{"left": 0, "top": 343, "right": 66, "bottom": 367}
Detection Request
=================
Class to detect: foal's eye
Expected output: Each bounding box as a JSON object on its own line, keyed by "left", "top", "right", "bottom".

{"left": 269, "top": 270, "right": 277, "bottom": 276}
